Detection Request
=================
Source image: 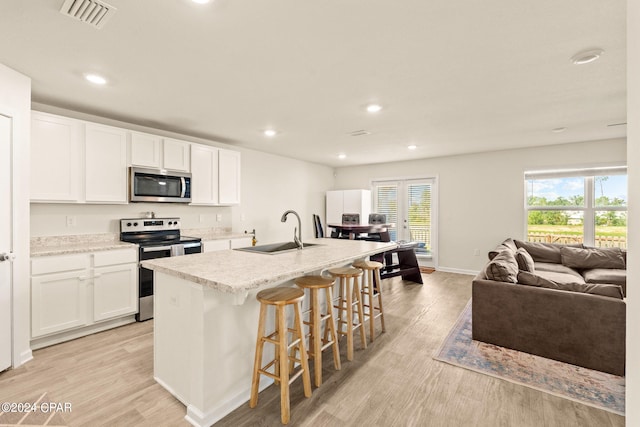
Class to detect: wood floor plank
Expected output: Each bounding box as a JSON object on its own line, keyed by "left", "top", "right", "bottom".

{"left": 0, "top": 272, "right": 625, "bottom": 426}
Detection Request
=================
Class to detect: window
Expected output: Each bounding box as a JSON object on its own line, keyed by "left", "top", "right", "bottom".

{"left": 373, "top": 178, "right": 436, "bottom": 257}
{"left": 525, "top": 167, "right": 627, "bottom": 248}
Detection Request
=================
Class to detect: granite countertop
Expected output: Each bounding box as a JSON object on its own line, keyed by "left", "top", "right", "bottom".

{"left": 31, "top": 234, "right": 138, "bottom": 257}
{"left": 141, "top": 238, "right": 397, "bottom": 294}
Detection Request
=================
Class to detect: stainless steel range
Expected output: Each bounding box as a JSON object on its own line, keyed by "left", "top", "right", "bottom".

{"left": 120, "top": 217, "right": 202, "bottom": 321}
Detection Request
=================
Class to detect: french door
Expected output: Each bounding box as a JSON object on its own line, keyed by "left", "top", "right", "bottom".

{"left": 372, "top": 178, "right": 436, "bottom": 261}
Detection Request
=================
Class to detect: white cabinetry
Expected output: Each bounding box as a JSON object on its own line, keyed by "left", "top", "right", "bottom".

{"left": 130, "top": 131, "right": 162, "bottom": 168}
{"left": 129, "top": 133, "right": 191, "bottom": 172}
{"left": 190, "top": 145, "right": 241, "bottom": 206}
{"left": 31, "top": 254, "right": 90, "bottom": 338}
{"left": 31, "top": 111, "right": 127, "bottom": 204}
{"left": 85, "top": 123, "right": 128, "bottom": 203}
{"left": 30, "top": 112, "right": 82, "bottom": 202}
{"left": 31, "top": 248, "right": 138, "bottom": 347}
{"left": 163, "top": 138, "right": 190, "bottom": 172}
{"left": 219, "top": 149, "right": 241, "bottom": 205}
{"left": 203, "top": 237, "right": 253, "bottom": 253}
{"left": 190, "top": 144, "right": 219, "bottom": 205}
{"left": 93, "top": 249, "right": 138, "bottom": 322}
{"left": 326, "top": 189, "right": 371, "bottom": 225}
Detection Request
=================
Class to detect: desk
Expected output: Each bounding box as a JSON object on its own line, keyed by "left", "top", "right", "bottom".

{"left": 327, "top": 223, "right": 394, "bottom": 242}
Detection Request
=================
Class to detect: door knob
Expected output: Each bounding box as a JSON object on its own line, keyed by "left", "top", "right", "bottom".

{"left": 0, "top": 253, "right": 15, "bottom": 262}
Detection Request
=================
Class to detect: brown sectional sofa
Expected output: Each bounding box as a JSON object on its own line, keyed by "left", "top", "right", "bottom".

{"left": 472, "top": 239, "right": 626, "bottom": 376}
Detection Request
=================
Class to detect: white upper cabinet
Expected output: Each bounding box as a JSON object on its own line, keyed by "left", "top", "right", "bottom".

{"left": 190, "top": 144, "right": 219, "bottom": 205}
{"left": 31, "top": 112, "right": 82, "bottom": 202}
{"left": 130, "top": 131, "right": 162, "bottom": 168}
{"left": 219, "top": 149, "right": 241, "bottom": 205}
{"left": 85, "top": 123, "right": 128, "bottom": 203}
{"left": 163, "top": 138, "right": 191, "bottom": 172}
{"left": 326, "top": 189, "right": 371, "bottom": 225}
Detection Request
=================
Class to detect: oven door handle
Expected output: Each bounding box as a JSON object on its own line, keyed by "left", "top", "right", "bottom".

{"left": 141, "top": 242, "right": 201, "bottom": 253}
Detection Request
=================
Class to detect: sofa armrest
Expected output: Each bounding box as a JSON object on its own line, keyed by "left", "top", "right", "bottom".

{"left": 472, "top": 276, "right": 625, "bottom": 376}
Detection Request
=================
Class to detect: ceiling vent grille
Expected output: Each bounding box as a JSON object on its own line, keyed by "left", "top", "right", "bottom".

{"left": 59, "top": 0, "right": 117, "bottom": 29}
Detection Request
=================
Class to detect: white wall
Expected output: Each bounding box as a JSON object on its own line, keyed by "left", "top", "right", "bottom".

{"left": 626, "top": 0, "right": 639, "bottom": 422}
{"left": 231, "top": 149, "right": 334, "bottom": 245}
{"left": 0, "top": 63, "right": 32, "bottom": 367}
{"left": 30, "top": 104, "right": 335, "bottom": 243}
{"left": 333, "top": 139, "right": 627, "bottom": 273}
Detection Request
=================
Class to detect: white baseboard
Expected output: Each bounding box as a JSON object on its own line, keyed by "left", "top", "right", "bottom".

{"left": 30, "top": 316, "right": 136, "bottom": 350}
{"left": 18, "top": 349, "right": 33, "bottom": 366}
{"left": 436, "top": 266, "right": 480, "bottom": 276}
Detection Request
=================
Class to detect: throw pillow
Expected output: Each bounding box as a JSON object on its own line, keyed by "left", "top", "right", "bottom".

{"left": 514, "top": 240, "right": 583, "bottom": 264}
{"left": 560, "top": 246, "right": 626, "bottom": 270}
{"left": 484, "top": 250, "right": 519, "bottom": 283}
{"left": 517, "top": 271, "right": 624, "bottom": 299}
{"left": 515, "top": 248, "right": 535, "bottom": 272}
{"left": 487, "top": 238, "right": 517, "bottom": 261}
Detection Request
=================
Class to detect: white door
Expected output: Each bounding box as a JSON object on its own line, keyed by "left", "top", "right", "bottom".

{"left": 373, "top": 178, "right": 437, "bottom": 263}
{"left": 1, "top": 114, "right": 13, "bottom": 371}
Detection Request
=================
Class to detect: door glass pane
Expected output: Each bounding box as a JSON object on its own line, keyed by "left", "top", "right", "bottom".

{"left": 594, "top": 175, "right": 627, "bottom": 207}
{"left": 407, "top": 183, "right": 431, "bottom": 255}
{"left": 374, "top": 184, "right": 397, "bottom": 241}
{"left": 526, "top": 178, "right": 585, "bottom": 207}
{"left": 595, "top": 211, "right": 627, "bottom": 248}
{"left": 527, "top": 210, "right": 584, "bottom": 244}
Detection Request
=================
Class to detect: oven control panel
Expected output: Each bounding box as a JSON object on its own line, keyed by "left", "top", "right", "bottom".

{"left": 120, "top": 218, "right": 181, "bottom": 232}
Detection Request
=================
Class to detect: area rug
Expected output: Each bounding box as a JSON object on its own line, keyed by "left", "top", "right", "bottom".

{"left": 433, "top": 300, "right": 625, "bottom": 415}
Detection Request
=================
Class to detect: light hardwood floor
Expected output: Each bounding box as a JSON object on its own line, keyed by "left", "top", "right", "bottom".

{"left": 0, "top": 272, "right": 624, "bottom": 427}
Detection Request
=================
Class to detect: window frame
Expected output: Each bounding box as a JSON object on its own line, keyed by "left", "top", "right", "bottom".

{"left": 524, "top": 166, "right": 627, "bottom": 247}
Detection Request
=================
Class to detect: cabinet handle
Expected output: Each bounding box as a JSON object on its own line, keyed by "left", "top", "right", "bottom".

{"left": 78, "top": 276, "right": 89, "bottom": 281}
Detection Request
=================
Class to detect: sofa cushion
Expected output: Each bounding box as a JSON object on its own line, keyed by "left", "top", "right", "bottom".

{"left": 517, "top": 271, "right": 624, "bottom": 299}
{"left": 534, "top": 262, "right": 584, "bottom": 281}
{"left": 514, "top": 240, "right": 583, "bottom": 264}
{"left": 484, "top": 250, "right": 519, "bottom": 283}
{"left": 536, "top": 270, "right": 586, "bottom": 285}
{"left": 560, "top": 246, "right": 626, "bottom": 270}
{"left": 488, "top": 238, "right": 517, "bottom": 261}
{"left": 583, "top": 268, "right": 627, "bottom": 297}
{"left": 515, "top": 248, "right": 535, "bottom": 272}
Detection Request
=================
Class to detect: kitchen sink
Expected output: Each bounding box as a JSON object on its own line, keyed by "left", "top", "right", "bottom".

{"left": 234, "top": 241, "right": 322, "bottom": 255}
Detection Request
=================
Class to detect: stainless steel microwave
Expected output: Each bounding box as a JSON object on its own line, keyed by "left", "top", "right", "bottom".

{"left": 129, "top": 167, "right": 192, "bottom": 203}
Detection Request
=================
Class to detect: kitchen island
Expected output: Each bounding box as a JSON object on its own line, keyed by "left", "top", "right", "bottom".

{"left": 141, "top": 237, "right": 396, "bottom": 427}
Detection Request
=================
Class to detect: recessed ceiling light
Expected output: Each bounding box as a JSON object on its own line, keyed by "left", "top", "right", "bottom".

{"left": 338, "top": 154, "right": 346, "bottom": 160}
{"left": 571, "top": 48, "right": 604, "bottom": 65}
{"left": 551, "top": 127, "right": 567, "bottom": 133}
{"left": 264, "top": 129, "right": 277, "bottom": 137}
{"left": 366, "top": 104, "right": 382, "bottom": 113}
{"left": 85, "top": 73, "right": 107, "bottom": 85}
{"left": 191, "top": 0, "right": 211, "bottom": 4}
{"left": 408, "top": 145, "right": 417, "bottom": 150}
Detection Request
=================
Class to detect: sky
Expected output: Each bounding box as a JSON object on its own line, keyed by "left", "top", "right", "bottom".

{"left": 528, "top": 175, "right": 627, "bottom": 202}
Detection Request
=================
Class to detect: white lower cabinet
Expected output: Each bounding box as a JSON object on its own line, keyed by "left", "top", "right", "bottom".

{"left": 31, "top": 270, "right": 88, "bottom": 338}
{"left": 93, "top": 263, "right": 137, "bottom": 322}
{"left": 31, "top": 248, "right": 138, "bottom": 345}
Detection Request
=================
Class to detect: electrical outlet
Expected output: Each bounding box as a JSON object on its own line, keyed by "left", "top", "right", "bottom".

{"left": 240, "top": 214, "right": 246, "bottom": 221}
{"left": 66, "top": 216, "right": 76, "bottom": 227}
{"left": 216, "top": 214, "right": 222, "bottom": 222}
{"left": 199, "top": 214, "right": 204, "bottom": 223}
{"left": 473, "top": 248, "right": 480, "bottom": 256}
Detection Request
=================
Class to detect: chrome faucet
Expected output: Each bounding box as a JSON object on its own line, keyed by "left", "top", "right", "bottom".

{"left": 281, "top": 210, "right": 303, "bottom": 249}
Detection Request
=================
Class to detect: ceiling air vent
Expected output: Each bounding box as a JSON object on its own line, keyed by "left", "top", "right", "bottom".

{"left": 349, "top": 130, "right": 371, "bottom": 137}
{"left": 59, "top": 0, "right": 117, "bottom": 29}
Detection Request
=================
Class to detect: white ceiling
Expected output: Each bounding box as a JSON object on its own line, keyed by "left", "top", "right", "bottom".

{"left": 0, "top": 0, "right": 627, "bottom": 167}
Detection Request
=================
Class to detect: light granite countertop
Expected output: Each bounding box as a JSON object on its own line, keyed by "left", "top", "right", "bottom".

{"left": 31, "top": 234, "right": 137, "bottom": 257}
{"left": 141, "top": 238, "right": 397, "bottom": 294}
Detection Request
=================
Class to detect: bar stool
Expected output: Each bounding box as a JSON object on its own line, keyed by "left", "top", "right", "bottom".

{"left": 250, "top": 287, "right": 312, "bottom": 425}
{"left": 327, "top": 266, "right": 367, "bottom": 361}
{"left": 294, "top": 275, "right": 341, "bottom": 387}
{"left": 353, "top": 259, "right": 386, "bottom": 342}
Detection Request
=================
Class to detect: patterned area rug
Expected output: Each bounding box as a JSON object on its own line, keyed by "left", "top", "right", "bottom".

{"left": 433, "top": 300, "right": 625, "bottom": 415}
